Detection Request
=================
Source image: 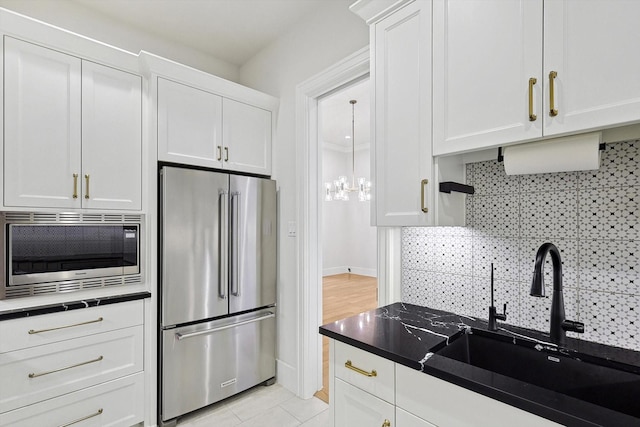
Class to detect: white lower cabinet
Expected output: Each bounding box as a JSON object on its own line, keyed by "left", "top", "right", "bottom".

{"left": 0, "top": 372, "right": 144, "bottom": 427}
{"left": 395, "top": 364, "right": 562, "bottom": 427}
{"left": 330, "top": 340, "right": 563, "bottom": 427}
{"left": 334, "top": 378, "right": 394, "bottom": 427}
{"left": 0, "top": 300, "right": 145, "bottom": 426}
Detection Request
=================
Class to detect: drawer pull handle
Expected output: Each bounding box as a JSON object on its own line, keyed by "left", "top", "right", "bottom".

{"left": 176, "top": 312, "right": 275, "bottom": 340}
{"left": 58, "top": 408, "right": 103, "bottom": 427}
{"left": 28, "top": 317, "right": 103, "bottom": 334}
{"left": 382, "top": 420, "right": 391, "bottom": 427}
{"left": 217, "top": 145, "right": 222, "bottom": 161}
{"left": 28, "top": 355, "right": 103, "bottom": 378}
{"left": 345, "top": 360, "right": 377, "bottom": 377}
{"left": 224, "top": 146, "right": 229, "bottom": 162}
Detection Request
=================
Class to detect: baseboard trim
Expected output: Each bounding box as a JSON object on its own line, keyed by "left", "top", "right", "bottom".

{"left": 323, "top": 266, "right": 377, "bottom": 277}
{"left": 276, "top": 359, "right": 297, "bottom": 395}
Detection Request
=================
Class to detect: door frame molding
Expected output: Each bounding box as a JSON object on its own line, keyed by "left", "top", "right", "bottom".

{"left": 295, "top": 46, "right": 372, "bottom": 398}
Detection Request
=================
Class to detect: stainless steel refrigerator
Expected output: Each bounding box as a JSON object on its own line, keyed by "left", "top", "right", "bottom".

{"left": 159, "top": 166, "right": 277, "bottom": 426}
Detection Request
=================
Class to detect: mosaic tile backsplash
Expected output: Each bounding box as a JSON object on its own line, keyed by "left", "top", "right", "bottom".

{"left": 402, "top": 139, "right": 640, "bottom": 350}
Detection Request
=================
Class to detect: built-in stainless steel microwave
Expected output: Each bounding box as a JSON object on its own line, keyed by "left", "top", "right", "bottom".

{"left": 1, "top": 212, "right": 144, "bottom": 299}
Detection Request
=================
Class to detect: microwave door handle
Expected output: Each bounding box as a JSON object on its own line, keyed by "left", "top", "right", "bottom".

{"left": 219, "top": 191, "right": 228, "bottom": 300}
{"left": 230, "top": 192, "right": 240, "bottom": 297}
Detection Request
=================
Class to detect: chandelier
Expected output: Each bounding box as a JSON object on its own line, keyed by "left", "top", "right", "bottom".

{"left": 324, "top": 99, "right": 372, "bottom": 201}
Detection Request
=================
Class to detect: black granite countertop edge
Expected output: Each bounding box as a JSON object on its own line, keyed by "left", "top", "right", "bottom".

{"left": 0, "top": 291, "right": 151, "bottom": 321}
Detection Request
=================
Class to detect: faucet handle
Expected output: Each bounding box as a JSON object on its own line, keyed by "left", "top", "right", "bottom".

{"left": 496, "top": 303, "right": 507, "bottom": 321}
{"left": 562, "top": 320, "right": 584, "bottom": 334}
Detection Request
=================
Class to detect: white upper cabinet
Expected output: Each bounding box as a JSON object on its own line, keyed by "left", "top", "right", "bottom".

{"left": 543, "top": 0, "right": 640, "bottom": 137}
{"left": 223, "top": 98, "right": 272, "bottom": 175}
{"left": 4, "top": 37, "right": 82, "bottom": 209}
{"left": 156, "top": 76, "right": 273, "bottom": 176}
{"left": 81, "top": 61, "right": 142, "bottom": 210}
{"left": 432, "top": 0, "right": 543, "bottom": 155}
{"left": 433, "top": 0, "right": 640, "bottom": 156}
{"left": 157, "top": 77, "right": 224, "bottom": 169}
{"left": 4, "top": 37, "right": 142, "bottom": 210}
{"left": 373, "top": 0, "right": 433, "bottom": 226}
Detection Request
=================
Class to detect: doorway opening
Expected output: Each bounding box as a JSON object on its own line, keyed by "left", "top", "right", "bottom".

{"left": 314, "top": 77, "right": 378, "bottom": 403}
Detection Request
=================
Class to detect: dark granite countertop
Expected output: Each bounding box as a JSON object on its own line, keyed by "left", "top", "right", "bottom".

{"left": 320, "top": 302, "right": 640, "bottom": 427}
{"left": 0, "top": 291, "right": 151, "bottom": 321}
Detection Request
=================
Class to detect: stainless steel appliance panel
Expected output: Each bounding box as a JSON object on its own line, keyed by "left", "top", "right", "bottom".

{"left": 161, "top": 308, "right": 276, "bottom": 421}
{"left": 229, "top": 176, "right": 277, "bottom": 314}
{"left": 161, "top": 166, "right": 229, "bottom": 326}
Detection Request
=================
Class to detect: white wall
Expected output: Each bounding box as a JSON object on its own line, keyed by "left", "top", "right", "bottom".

{"left": 322, "top": 147, "right": 377, "bottom": 277}
{"left": 0, "top": 0, "right": 239, "bottom": 81}
{"left": 238, "top": 0, "right": 368, "bottom": 394}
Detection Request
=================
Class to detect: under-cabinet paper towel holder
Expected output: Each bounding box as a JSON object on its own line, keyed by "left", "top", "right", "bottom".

{"left": 497, "top": 142, "right": 606, "bottom": 163}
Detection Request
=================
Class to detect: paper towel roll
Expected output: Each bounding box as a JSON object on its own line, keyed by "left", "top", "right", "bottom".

{"left": 503, "top": 132, "right": 602, "bottom": 175}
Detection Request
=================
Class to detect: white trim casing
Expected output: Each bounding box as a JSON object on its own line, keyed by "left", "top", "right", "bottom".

{"left": 295, "top": 46, "right": 370, "bottom": 399}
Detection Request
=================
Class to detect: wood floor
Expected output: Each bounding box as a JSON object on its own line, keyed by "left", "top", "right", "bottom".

{"left": 314, "top": 273, "right": 378, "bottom": 403}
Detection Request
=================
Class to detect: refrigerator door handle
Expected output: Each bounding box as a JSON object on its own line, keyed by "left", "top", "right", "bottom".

{"left": 230, "top": 192, "right": 240, "bottom": 297}
{"left": 174, "top": 312, "right": 275, "bottom": 340}
{"left": 219, "top": 190, "right": 229, "bottom": 299}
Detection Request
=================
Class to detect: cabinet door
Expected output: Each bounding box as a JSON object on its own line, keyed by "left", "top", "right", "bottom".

{"left": 373, "top": 1, "right": 433, "bottom": 226}
{"left": 396, "top": 407, "right": 437, "bottom": 427}
{"left": 157, "top": 77, "right": 223, "bottom": 168}
{"left": 395, "top": 364, "right": 562, "bottom": 426}
{"left": 223, "top": 98, "right": 272, "bottom": 175}
{"left": 4, "top": 37, "right": 81, "bottom": 209}
{"left": 82, "top": 61, "right": 142, "bottom": 210}
{"left": 433, "top": 0, "right": 543, "bottom": 155}
{"left": 334, "top": 378, "right": 394, "bottom": 427}
{"left": 544, "top": 0, "right": 640, "bottom": 136}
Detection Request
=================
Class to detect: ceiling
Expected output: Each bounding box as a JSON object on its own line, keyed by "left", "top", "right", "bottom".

{"left": 320, "top": 78, "right": 370, "bottom": 150}
{"left": 72, "top": 0, "right": 328, "bottom": 66}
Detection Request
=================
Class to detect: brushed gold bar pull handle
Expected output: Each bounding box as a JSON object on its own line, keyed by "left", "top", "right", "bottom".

{"left": 345, "top": 360, "right": 377, "bottom": 377}
{"left": 420, "top": 179, "right": 429, "bottom": 213}
{"left": 28, "top": 355, "right": 103, "bottom": 378}
{"left": 28, "top": 317, "right": 104, "bottom": 334}
{"left": 84, "top": 174, "right": 90, "bottom": 199}
{"left": 58, "top": 408, "right": 103, "bottom": 427}
{"left": 217, "top": 145, "right": 222, "bottom": 161}
{"left": 528, "top": 77, "right": 537, "bottom": 121}
{"left": 382, "top": 420, "right": 391, "bottom": 427}
{"left": 549, "top": 71, "right": 558, "bottom": 117}
{"left": 224, "top": 146, "right": 229, "bottom": 162}
{"left": 72, "top": 173, "right": 79, "bottom": 199}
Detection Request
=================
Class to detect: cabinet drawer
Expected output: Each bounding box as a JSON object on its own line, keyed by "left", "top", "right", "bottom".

{"left": 0, "top": 372, "right": 144, "bottom": 427}
{"left": 334, "top": 378, "right": 394, "bottom": 427}
{"left": 0, "top": 326, "right": 143, "bottom": 413}
{"left": 334, "top": 340, "right": 394, "bottom": 404}
{"left": 0, "top": 300, "right": 143, "bottom": 353}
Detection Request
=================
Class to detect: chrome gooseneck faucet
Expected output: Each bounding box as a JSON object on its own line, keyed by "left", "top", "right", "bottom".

{"left": 530, "top": 242, "right": 584, "bottom": 346}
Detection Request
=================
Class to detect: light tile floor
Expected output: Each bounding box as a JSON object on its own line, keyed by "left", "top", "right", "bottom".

{"left": 177, "top": 384, "right": 330, "bottom": 427}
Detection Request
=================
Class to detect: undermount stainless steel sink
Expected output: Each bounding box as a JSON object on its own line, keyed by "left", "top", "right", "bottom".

{"left": 435, "top": 329, "right": 640, "bottom": 418}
